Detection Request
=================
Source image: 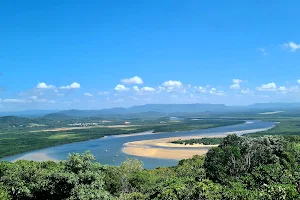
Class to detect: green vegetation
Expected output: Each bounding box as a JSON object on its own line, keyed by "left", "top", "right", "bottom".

{"left": 0, "top": 126, "right": 152, "bottom": 158}
{"left": 152, "top": 120, "right": 243, "bottom": 133}
{"left": 0, "top": 134, "right": 299, "bottom": 199}
{"left": 171, "top": 137, "right": 223, "bottom": 145}
{"left": 249, "top": 120, "right": 300, "bottom": 137}
{"left": 0, "top": 118, "right": 243, "bottom": 158}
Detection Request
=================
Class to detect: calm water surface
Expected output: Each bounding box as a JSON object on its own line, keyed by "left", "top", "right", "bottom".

{"left": 2, "top": 121, "right": 275, "bottom": 169}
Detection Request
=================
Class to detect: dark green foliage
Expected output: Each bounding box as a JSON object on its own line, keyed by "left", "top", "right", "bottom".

{"left": 204, "top": 134, "right": 293, "bottom": 182}
{"left": 204, "top": 134, "right": 300, "bottom": 199}
{"left": 172, "top": 137, "right": 223, "bottom": 145}
{"left": 152, "top": 120, "right": 243, "bottom": 133}
{"left": 0, "top": 135, "right": 299, "bottom": 199}
{"left": 0, "top": 182, "right": 10, "bottom": 200}
{"left": 0, "top": 152, "right": 112, "bottom": 200}
{"left": 249, "top": 120, "right": 300, "bottom": 136}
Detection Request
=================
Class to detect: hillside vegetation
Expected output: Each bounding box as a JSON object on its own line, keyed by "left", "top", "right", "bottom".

{"left": 0, "top": 134, "right": 299, "bottom": 199}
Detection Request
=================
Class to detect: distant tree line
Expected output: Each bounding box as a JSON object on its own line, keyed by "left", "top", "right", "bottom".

{"left": 171, "top": 137, "right": 223, "bottom": 145}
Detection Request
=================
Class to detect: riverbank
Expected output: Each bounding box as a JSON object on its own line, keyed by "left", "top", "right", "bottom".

{"left": 122, "top": 127, "right": 274, "bottom": 160}
{"left": 0, "top": 120, "right": 245, "bottom": 159}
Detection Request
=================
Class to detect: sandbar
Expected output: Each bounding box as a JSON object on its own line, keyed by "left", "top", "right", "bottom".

{"left": 122, "top": 127, "right": 274, "bottom": 160}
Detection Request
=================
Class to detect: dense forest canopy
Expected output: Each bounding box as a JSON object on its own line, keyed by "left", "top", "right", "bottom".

{"left": 0, "top": 134, "right": 299, "bottom": 200}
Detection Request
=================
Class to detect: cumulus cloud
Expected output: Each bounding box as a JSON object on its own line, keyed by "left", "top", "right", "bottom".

{"left": 284, "top": 41, "right": 300, "bottom": 52}
{"left": 132, "top": 86, "right": 140, "bottom": 92}
{"left": 132, "top": 86, "right": 155, "bottom": 93}
{"left": 60, "top": 82, "right": 80, "bottom": 89}
{"left": 230, "top": 84, "right": 240, "bottom": 90}
{"left": 37, "top": 82, "right": 55, "bottom": 89}
{"left": 297, "top": 79, "right": 300, "bottom": 84}
{"left": 195, "top": 86, "right": 206, "bottom": 93}
{"left": 121, "top": 76, "right": 143, "bottom": 85}
{"left": 162, "top": 80, "right": 183, "bottom": 88}
{"left": 84, "top": 92, "right": 93, "bottom": 97}
{"left": 233, "top": 79, "right": 243, "bottom": 84}
{"left": 162, "top": 80, "right": 184, "bottom": 92}
{"left": 230, "top": 79, "right": 243, "bottom": 90}
{"left": 114, "top": 84, "right": 130, "bottom": 92}
{"left": 141, "top": 86, "right": 155, "bottom": 92}
{"left": 209, "top": 88, "right": 226, "bottom": 96}
{"left": 256, "top": 82, "right": 277, "bottom": 91}
{"left": 278, "top": 86, "right": 287, "bottom": 92}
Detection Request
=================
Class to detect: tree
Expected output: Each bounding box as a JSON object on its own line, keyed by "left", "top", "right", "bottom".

{"left": 204, "top": 134, "right": 291, "bottom": 183}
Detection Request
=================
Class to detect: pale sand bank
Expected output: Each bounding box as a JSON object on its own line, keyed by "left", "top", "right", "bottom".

{"left": 12, "top": 153, "right": 58, "bottom": 162}
{"left": 122, "top": 127, "right": 274, "bottom": 160}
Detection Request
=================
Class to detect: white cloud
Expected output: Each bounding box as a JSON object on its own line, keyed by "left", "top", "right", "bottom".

{"left": 256, "top": 82, "right": 277, "bottom": 91}
{"left": 209, "top": 88, "right": 226, "bottom": 96}
{"left": 162, "top": 80, "right": 184, "bottom": 92}
{"left": 30, "top": 96, "right": 38, "bottom": 100}
{"left": 157, "top": 86, "right": 166, "bottom": 93}
{"left": 284, "top": 41, "right": 300, "bottom": 52}
{"left": 121, "top": 76, "right": 143, "bottom": 85}
{"left": 114, "top": 84, "right": 130, "bottom": 92}
{"left": 60, "top": 82, "right": 81, "bottom": 89}
{"left": 241, "top": 88, "right": 251, "bottom": 94}
{"left": 162, "top": 80, "right": 183, "bottom": 88}
{"left": 233, "top": 79, "right": 243, "bottom": 84}
{"left": 278, "top": 86, "right": 287, "bottom": 92}
{"left": 84, "top": 92, "right": 93, "bottom": 97}
{"left": 141, "top": 86, "right": 155, "bottom": 92}
{"left": 230, "top": 79, "right": 243, "bottom": 90}
{"left": 132, "top": 86, "right": 155, "bottom": 93}
{"left": 195, "top": 86, "right": 206, "bottom": 93}
{"left": 132, "top": 86, "right": 140, "bottom": 92}
{"left": 297, "top": 79, "right": 300, "bottom": 84}
{"left": 37, "top": 82, "right": 55, "bottom": 89}
{"left": 230, "top": 84, "right": 240, "bottom": 90}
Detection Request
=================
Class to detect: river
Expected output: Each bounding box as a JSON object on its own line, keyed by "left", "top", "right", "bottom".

{"left": 1, "top": 120, "right": 275, "bottom": 169}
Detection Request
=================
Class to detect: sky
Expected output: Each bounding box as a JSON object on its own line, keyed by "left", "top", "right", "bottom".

{"left": 1, "top": 0, "right": 300, "bottom": 111}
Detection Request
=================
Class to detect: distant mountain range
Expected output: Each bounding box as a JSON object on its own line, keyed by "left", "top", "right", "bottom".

{"left": 1, "top": 103, "right": 300, "bottom": 118}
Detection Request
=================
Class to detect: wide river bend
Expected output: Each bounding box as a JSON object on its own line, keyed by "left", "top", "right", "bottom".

{"left": 2, "top": 120, "right": 275, "bottom": 169}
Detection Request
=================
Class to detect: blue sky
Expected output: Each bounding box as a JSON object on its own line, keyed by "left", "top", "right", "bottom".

{"left": 1, "top": 1, "right": 300, "bottom": 111}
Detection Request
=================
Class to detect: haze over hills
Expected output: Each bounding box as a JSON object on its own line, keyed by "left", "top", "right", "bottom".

{"left": 1, "top": 103, "right": 300, "bottom": 118}
{"left": 43, "top": 103, "right": 300, "bottom": 117}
